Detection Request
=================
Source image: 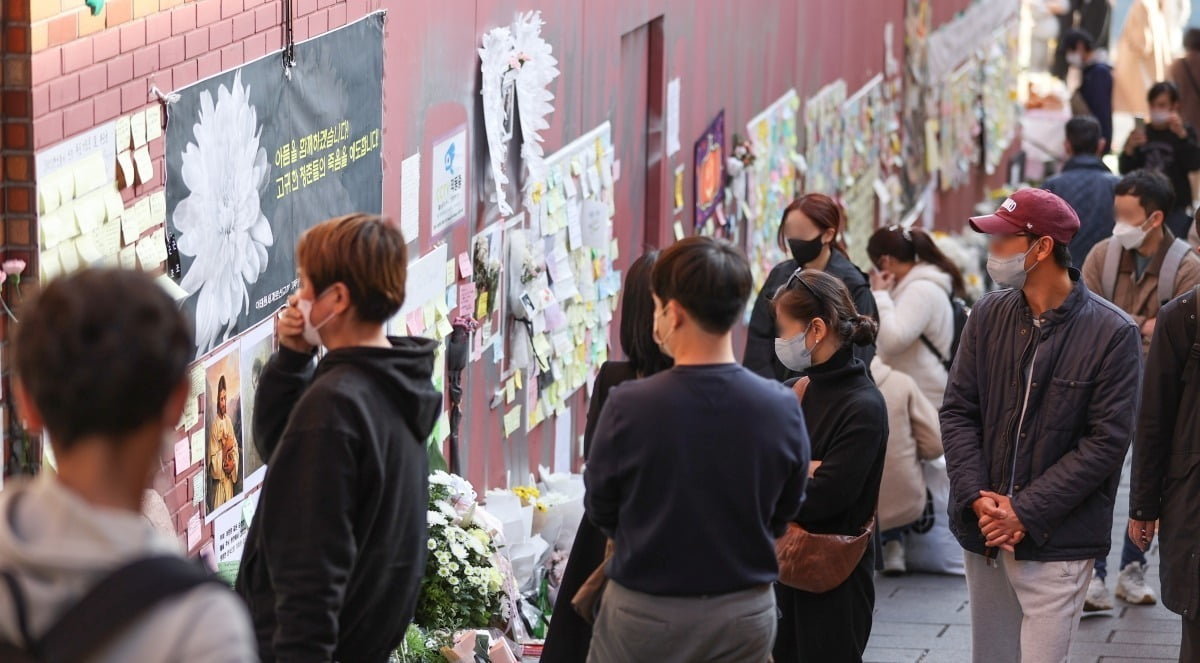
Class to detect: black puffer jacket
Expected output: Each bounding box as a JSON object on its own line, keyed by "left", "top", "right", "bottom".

{"left": 940, "top": 271, "right": 1142, "bottom": 561}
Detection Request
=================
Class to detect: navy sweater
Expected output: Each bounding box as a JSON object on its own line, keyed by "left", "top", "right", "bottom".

{"left": 584, "top": 363, "right": 810, "bottom": 596}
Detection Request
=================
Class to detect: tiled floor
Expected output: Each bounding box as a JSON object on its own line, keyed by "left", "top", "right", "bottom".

{"left": 865, "top": 458, "right": 1182, "bottom": 662}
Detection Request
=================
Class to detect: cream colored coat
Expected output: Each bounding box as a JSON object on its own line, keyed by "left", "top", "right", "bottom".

{"left": 1114, "top": 0, "right": 1174, "bottom": 115}
{"left": 873, "top": 358, "right": 945, "bottom": 531}
{"left": 872, "top": 263, "right": 954, "bottom": 408}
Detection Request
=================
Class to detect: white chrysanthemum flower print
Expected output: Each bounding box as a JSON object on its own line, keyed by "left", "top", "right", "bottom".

{"left": 174, "top": 71, "right": 274, "bottom": 355}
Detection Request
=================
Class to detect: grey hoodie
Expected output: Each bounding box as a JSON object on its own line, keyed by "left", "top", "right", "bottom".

{"left": 0, "top": 475, "right": 257, "bottom": 662}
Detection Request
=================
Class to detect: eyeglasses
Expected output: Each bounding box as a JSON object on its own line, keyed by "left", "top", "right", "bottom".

{"left": 784, "top": 269, "right": 823, "bottom": 306}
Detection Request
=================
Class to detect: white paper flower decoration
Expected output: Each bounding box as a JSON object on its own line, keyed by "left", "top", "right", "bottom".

{"left": 174, "top": 71, "right": 274, "bottom": 356}
{"left": 478, "top": 11, "right": 559, "bottom": 216}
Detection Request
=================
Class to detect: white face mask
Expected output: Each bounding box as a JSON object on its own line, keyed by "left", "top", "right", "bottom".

{"left": 296, "top": 289, "right": 337, "bottom": 347}
{"left": 1151, "top": 111, "right": 1173, "bottom": 126}
{"left": 986, "top": 242, "right": 1040, "bottom": 290}
{"left": 1066, "top": 52, "right": 1084, "bottom": 68}
{"left": 775, "top": 324, "right": 815, "bottom": 372}
{"left": 1113, "top": 217, "right": 1153, "bottom": 250}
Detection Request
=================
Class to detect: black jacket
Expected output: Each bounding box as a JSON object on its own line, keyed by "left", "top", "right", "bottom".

{"left": 1044, "top": 155, "right": 1119, "bottom": 264}
{"left": 940, "top": 273, "right": 1143, "bottom": 561}
{"left": 235, "top": 339, "right": 441, "bottom": 663}
{"left": 1130, "top": 287, "right": 1200, "bottom": 619}
{"left": 745, "top": 251, "right": 878, "bottom": 382}
{"left": 1119, "top": 125, "right": 1200, "bottom": 211}
{"left": 794, "top": 347, "right": 887, "bottom": 537}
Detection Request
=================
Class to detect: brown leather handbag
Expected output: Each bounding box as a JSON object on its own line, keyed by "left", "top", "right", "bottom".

{"left": 571, "top": 539, "right": 614, "bottom": 624}
{"left": 775, "top": 375, "right": 875, "bottom": 593}
{"left": 775, "top": 518, "right": 875, "bottom": 593}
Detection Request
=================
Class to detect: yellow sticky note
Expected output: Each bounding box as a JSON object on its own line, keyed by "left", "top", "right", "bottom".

{"left": 131, "top": 111, "right": 147, "bottom": 148}
{"left": 145, "top": 105, "right": 162, "bottom": 142}
{"left": 96, "top": 220, "right": 121, "bottom": 257}
{"left": 423, "top": 302, "right": 436, "bottom": 330}
{"left": 73, "top": 152, "right": 108, "bottom": 197}
{"left": 37, "top": 181, "right": 60, "bottom": 215}
{"left": 117, "top": 151, "right": 134, "bottom": 187}
{"left": 504, "top": 406, "right": 522, "bottom": 438}
{"left": 435, "top": 314, "right": 453, "bottom": 339}
{"left": 116, "top": 115, "right": 132, "bottom": 151}
{"left": 190, "top": 430, "right": 205, "bottom": 465}
{"left": 505, "top": 378, "right": 516, "bottom": 404}
{"left": 674, "top": 167, "right": 685, "bottom": 209}
{"left": 445, "top": 260, "right": 456, "bottom": 285}
{"left": 73, "top": 191, "right": 106, "bottom": 234}
{"left": 149, "top": 191, "right": 167, "bottom": 224}
{"left": 39, "top": 248, "right": 62, "bottom": 283}
{"left": 121, "top": 206, "right": 143, "bottom": 245}
{"left": 58, "top": 239, "right": 81, "bottom": 273}
{"left": 610, "top": 238, "right": 619, "bottom": 261}
{"left": 53, "top": 169, "right": 75, "bottom": 203}
{"left": 134, "top": 197, "right": 153, "bottom": 234}
{"left": 104, "top": 187, "right": 124, "bottom": 222}
{"left": 75, "top": 234, "right": 102, "bottom": 263}
{"left": 118, "top": 245, "right": 137, "bottom": 269}
{"left": 133, "top": 147, "right": 154, "bottom": 185}
{"left": 514, "top": 369, "right": 523, "bottom": 391}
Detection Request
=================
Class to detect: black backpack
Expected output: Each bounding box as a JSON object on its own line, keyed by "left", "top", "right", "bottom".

{"left": 0, "top": 556, "right": 223, "bottom": 662}
{"left": 919, "top": 293, "right": 970, "bottom": 372}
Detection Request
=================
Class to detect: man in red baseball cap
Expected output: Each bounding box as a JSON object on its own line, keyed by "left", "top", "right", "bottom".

{"left": 942, "top": 187, "right": 1143, "bottom": 663}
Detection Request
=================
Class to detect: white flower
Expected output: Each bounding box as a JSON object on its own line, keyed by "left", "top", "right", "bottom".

{"left": 450, "top": 543, "right": 469, "bottom": 561}
{"left": 427, "top": 510, "right": 448, "bottom": 527}
{"left": 174, "top": 71, "right": 274, "bottom": 356}
{"left": 427, "top": 539, "right": 437, "bottom": 551}
{"left": 429, "top": 471, "right": 455, "bottom": 487}
{"left": 447, "top": 576, "right": 460, "bottom": 587}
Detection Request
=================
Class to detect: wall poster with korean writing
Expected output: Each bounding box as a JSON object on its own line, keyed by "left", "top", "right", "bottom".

{"left": 165, "top": 14, "right": 385, "bottom": 358}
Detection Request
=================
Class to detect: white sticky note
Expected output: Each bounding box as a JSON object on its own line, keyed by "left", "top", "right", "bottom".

{"left": 400, "top": 152, "right": 420, "bottom": 244}
{"left": 37, "top": 181, "right": 60, "bottom": 215}
{"left": 136, "top": 229, "right": 167, "bottom": 269}
{"left": 190, "top": 429, "right": 205, "bottom": 465}
{"left": 666, "top": 78, "right": 681, "bottom": 156}
{"left": 39, "top": 249, "right": 62, "bottom": 283}
{"left": 73, "top": 191, "right": 106, "bottom": 234}
{"left": 133, "top": 197, "right": 152, "bottom": 234}
{"left": 192, "top": 472, "right": 204, "bottom": 506}
{"left": 118, "top": 245, "right": 138, "bottom": 269}
{"left": 104, "top": 188, "right": 123, "bottom": 222}
{"left": 555, "top": 407, "right": 572, "bottom": 473}
{"left": 145, "top": 105, "right": 162, "bottom": 142}
{"left": 186, "top": 513, "right": 201, "bottom": 550}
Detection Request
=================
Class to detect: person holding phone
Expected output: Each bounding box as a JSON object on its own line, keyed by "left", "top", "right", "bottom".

{"left": 1121, "top": 82, "right": 1200, "bottom": 240}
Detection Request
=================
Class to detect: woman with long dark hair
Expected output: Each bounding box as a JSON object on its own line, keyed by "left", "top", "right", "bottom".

{"left": 865, "top": 226, "right": 965, "bottom": 409}
{"left": 540, "top": 251, "right": 672, "bottom": 662}
{"left": 745, "top": 194, "right": 878, "bottom": 382}
{"left": 771, "top": 269, "right": 887, "bottom": 663}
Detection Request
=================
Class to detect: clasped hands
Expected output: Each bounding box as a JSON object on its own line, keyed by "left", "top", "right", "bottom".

{"left": 973, "top": 490, "right": 1026, "bottom": 553}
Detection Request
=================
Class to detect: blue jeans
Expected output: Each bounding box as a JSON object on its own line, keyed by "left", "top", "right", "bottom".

{"left": 1093, "top": 532, "right": 1147, "bottom": 581}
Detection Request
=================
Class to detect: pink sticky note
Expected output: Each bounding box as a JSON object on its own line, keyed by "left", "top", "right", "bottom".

{"left": 458, "top": 282, "right": 477, "bottom": 317}
{"left": 186, "top": 514, "right": 201, "bottom": 550}
{"left": 612, "top": 159, "right": 621, "bottom": 182}
{"left": 458, "top": 252, "right": 473, "bottom": 279}
{"left": 174, "top": 439, "right": 190, "bottom": 476}
{"left": 406, "top": 308, "right": 425, "bottom": 336}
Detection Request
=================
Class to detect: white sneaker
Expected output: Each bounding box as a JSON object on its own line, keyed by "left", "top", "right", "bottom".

{"left": 882, "top": 540, "right": 906, "bottom": 576}
{"left": 1084, "top": 574, "right": 1113, "bottom": 612}
{"left": 1116, "top": 562, "right": 1158, "bottom": 605}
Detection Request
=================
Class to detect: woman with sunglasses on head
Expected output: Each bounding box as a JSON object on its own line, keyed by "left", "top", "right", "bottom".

{"left": 745, "top": 194, "right": 878, "bottom": 382}
{"left": 865, "top": 225, "right": 966, "bottom": 409}
{"left": 772, "top": 269, "right": 888, "bottom": 663}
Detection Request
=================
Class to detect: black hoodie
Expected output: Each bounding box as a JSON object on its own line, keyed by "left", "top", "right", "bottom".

{"left": 235, "top": 338, "right": 441, "bottom": 663}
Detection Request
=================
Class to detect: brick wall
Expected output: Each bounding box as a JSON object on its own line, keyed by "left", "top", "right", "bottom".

{"left": 27, "top": 0, "right": 366, "bottom": 550}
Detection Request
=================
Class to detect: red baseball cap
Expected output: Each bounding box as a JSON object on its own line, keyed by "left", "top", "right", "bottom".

{"left": 968, "top": 188, "right": 1080, "bottom": 245}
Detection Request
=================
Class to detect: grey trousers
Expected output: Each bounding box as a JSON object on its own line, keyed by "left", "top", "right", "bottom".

{"left": 964, "top": 551, "right": 1093, "bottom": 663}
{"left": 587, "top": 581, "right": 776, "bottom": 663}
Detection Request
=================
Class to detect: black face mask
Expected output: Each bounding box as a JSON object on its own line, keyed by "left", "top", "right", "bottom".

{"left": 788, "top": 237, "right": 825, "bottom": 266}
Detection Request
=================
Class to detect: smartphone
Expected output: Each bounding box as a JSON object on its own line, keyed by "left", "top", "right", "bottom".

{"left": 1135, "top": 116, "right": 1147, "bottom": 132}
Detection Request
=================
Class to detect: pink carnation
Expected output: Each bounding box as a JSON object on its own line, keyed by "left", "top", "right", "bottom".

{"left": 2, "top": 259, "right": 26, "bottom": 277}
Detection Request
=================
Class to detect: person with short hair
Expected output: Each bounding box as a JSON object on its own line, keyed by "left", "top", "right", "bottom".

{"left": 1120, "top": 81, "right": 1200, "bottom": 239}
{"left": 236, "top": 213, "right": 442, "bottom": 662}
{"left": 1063, "top": 29, "right": 1114, "bottom": 149}
{"left": 0, "top": 269, "right": 256, "bottom": 662}
{"left": 942, "top": 188, "right": 1143, "bottom": 663}
{"left": 585, "top": 237, "right": 810, "bottom": 663}
{"left": 1046, "top": 116, "right": 1121, "bottom": 263}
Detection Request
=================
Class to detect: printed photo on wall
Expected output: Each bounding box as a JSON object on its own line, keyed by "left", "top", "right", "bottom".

{"left": 694, "top": 110, "right": 726, "bottom": 231}
{"left": 239, "top": 319, "right": 274, "bottom": 490}
{"left": 472, "top": 221, "right": 504, "bottom": 322}
{"left": 204, "top": 341, "right": 244, "bottom": 522}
